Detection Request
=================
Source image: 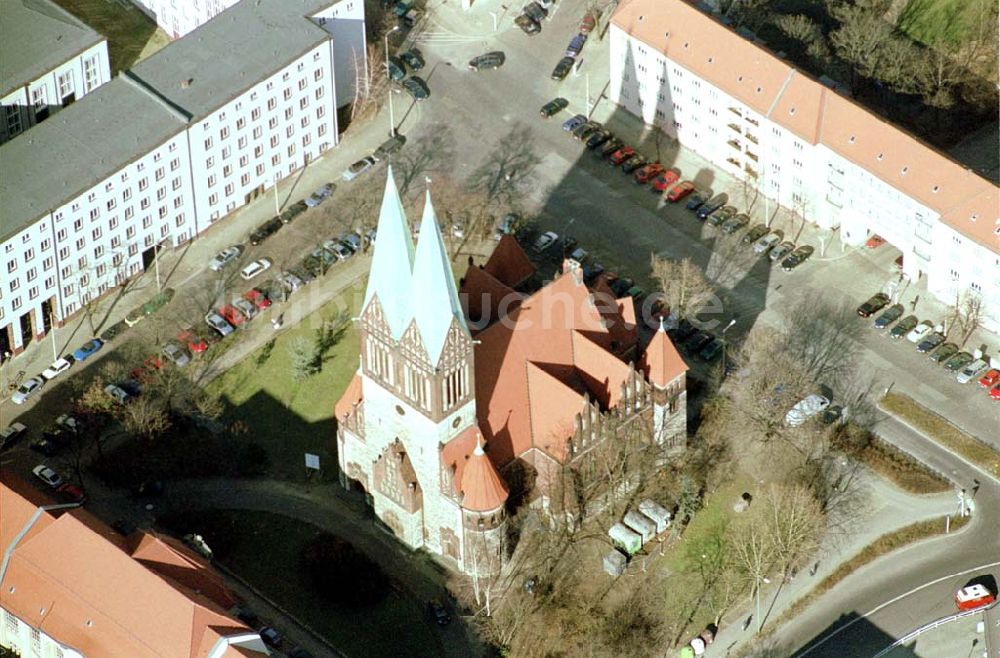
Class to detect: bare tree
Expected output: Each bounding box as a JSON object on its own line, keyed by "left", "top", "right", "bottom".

{"left": 947, "top": 290, "right": 983, "bottom": 347}
{"left": 119, "top": 394, "right": 172, "bottom": 439}
{"left": 650, "top": 255, "right": 716, "bottom": 321}
{"left": 467, "top": 125, "right": 543, "bottom": 207}
{"left": 349, "top": 43, "right": 388, "bottom": 125}
{"left": 395, "top": 122, "right": 456, "bottom": 195}
{"left": 760, "top": 483, "right": 824, "bottom": 578}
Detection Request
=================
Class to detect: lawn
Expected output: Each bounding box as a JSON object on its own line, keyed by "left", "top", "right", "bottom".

{"left": 159, "top": 509, "right": 443, "bottom": 658}
{"left": 897, "top": 0, "right": 992, "bottom": 48}
{"left": 53, "top": 0, "right": 169, "bottom": 73}
{"left": 206, "top": 290, "right": 362, "bottom": 480}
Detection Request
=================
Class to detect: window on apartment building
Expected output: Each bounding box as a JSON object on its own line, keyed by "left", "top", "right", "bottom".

{"left": 267, "top": 98, "right": 277, "bottom": 111}
{"left": 284, "top": 107, "right": 294, "bottom": 121}
{"left": 145, "top": 214, "right": 154, "bottom": 227}
{"left": 94, "top": 245, "right": 104, "bottom": 259}
{"left": 160, "top": 224, "right": 169, "bottom": 238}
{"left": 287, "top": 144, "right": 296, "bottom": 157}
{"left": 77, "top": 256, "right": 88, "bottom": 270}
{"left": 172, "top": 177, "right": 182, "bottom": 191}
{"left": 6, "top": 261, "right": 15, "bottom": 273}
{"left": 236, "top": 117, "right": 245, "bottom": 130}
{"left": 155, "top": 167, "right": 165, "bottom": 181}
{"left": 269, "top": 117, "right": 278, "bottom": 129}
{"left": 204, "top": 136, "right": 214, "bottom": 150}
{"left": 220, "top": 127, "right": 229, "bottom": 140}
{"left": 31, "top": 86, "right": 47, "bottom": 116}
{"left": 299, "top": 97, "right": 309, "bottom": 110}
{"left": 297, "top": 62, "right": 305, "bottom": 72}
{"left": 87, "top": 192, "right": 96, "bottom": 202}
{"left": 153, "top": 152, "right": 162, "bottom": 163}
{"left": 209, "top": 193, "right": 219, "bottom": 205}
{"left": 10, "top": 278, "right": 20, "bottom": 293}
{"left": 239, "top": 155, "right": 248, "bottom": 167}
{"left": 84, "top": 55, "right": 101, "bottom": 92}
{"left": 157, "top": 188, "right": 166, "bottom": 201}
{"left": 112, "top": 253, "right": 124, "bottom": 267}
{"left": 218, "top": 111, "right": 227, "bottom": 121}
{"left": 91, "top": 227, "right": 102, "bottom": 240}
{"left": 267, "top": 81, "right": 275, "bottom": 91}
{"left": 240, "top": 173, "right": 250, "bottom": 186}
{"left": 256, "top": 163, "right": 265, "bottom": 176}
{"left": 106, "top": 198, "right": 116, "bottom": 211}
{"left": 173, "top": 196, "right": 183, "bottom": 209}
{"left": 208, "top": 174, "right": 217, "bottom": 187}
{"left": 254, "top": 145, "right": 263, "bottom": 158}
{"left": 314, "top": 69, "right": 323, "bottom": 81}
{"left": 302, "top": 134, "right": 312, "bottom": 147}
{"left": 140, "top": 197, "right": 150, "bottom": 210}
{"left": 271, "top": 154, "right": 280, "bottom": 166}
{"left": 158, "top": 206, "right": 168, "bottom": 218}
{"left": 105, "top": 181, "right": 114, "bottom": 192}
{"left": 286, "top": 126, "right": 295, "bottom": 138}
{"left": 251, "top": 107, "right": 261, "bottom": 121}
{"left": 126, "top": 225, "right": 135, "bottom": 238}
{"left": 206, "top": 156, "right": 215, "bottom": 169}
{"left": 168, "top": 142, "right": 177, "bottom": 152}
{"left": 221, "top": 146, "right": 231, "bottom": 159}
{"left": 122, "top": 188, "right": 132, "bottom": 201}
{"left": 128, "top": 243, "right": 138, "bottom": 256}
{"left": 283, "top": 89, "right": 292, "bottom": 101}
{"left": 316, "top": 105, "right": 325, "bottom": 119}
{"left": 315, "top": 86, "right": 325, "bottom": 100}
{"left": 88, "top": 208, "right": 99, "bottom": 221}
{"left": 5, "top": 105, "right": 22, "bottom": 136}
{"left": 298, "top": 78, "right": 307, "bottom": 91}
{"left": 40, "top": 239, "right": 50, "bottom": 251}
{"left": 225, "top": 183, "right": 234, "bottom": 196}
{"left": 58, "top": 71, "right": 75, "bottom": 101}
{"left": 124, "top": 207, "right": 133, "bottom": 220}
{"left": 238, "top": 136, "right": 247, "bottom": 149}
{"left": 318, "top": 124, "right": 327, "bottom": 137}
{"left": 175, "top": 214, "right": 185, "bottom": 227}
{"left": 23, "top": 248, "right": 34, "bottom": 262}
{"left": 253, "top": 126, "right": 263, "bottom": 139}
{"left": 111, "top": 236, "right": 120, "bottom": 249}
{"left": 139, "top": 177, "right": 148, "bottom": 191}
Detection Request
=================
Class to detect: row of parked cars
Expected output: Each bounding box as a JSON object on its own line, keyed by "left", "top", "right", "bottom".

{"left": 386, "top": 48, "right": 430, "bottom": 101}
{"left": 514, "top": 0, "right": 556, "bottom": 35}
{"left": 550, "top": 14, "right": 596, "bottom": 80}
{"left": 857, "top": 292, "right": 999, "bottom": 399}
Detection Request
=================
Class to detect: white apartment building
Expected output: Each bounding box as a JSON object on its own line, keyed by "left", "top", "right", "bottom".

{"left": 131, "top": 0, "right": 239, "bottom": 39}
{"left": 610, "top": 0, "right": 1000, "bottom": 331}
{"left": 0, "top": 0, "right": 366, "bottom": 358}
{"left": 0, "top": 0, "right": 111, "bottom": 143}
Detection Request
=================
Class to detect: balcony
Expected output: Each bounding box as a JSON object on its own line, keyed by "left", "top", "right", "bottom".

{"left": 744, "top": 166, "right": 759, "bottom": 179}
{"left": 726, "top": 157, "right": 741, "bottom": 168}
{"left": 745, "top": 116, "right": 759, "bottom": 127}
{"left": 728, "top": 107, "right": 742, "bottom": 117}
{"left": 745, "top": 133, "right": 758, "bottom": 145}
{"left": 726, "top": 139, "right": 741, "bottom": 151}
{"left": 727, "top": 123, "right": 742, "bottom": 134}
{"left": 745, "top": 150, "right": 759, "bottom": 163}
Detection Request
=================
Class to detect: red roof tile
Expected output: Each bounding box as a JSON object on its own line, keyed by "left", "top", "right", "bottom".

{"left": 459, "top": 265, "right": 523, "bottom": 327}
{"left": 334, "top": 373, "right": 363, "bottom": 421}
{"left": 482, "top": 234, "right": 535, "bottom": 288}
{"left": 459, "top": 436, "right": 509, "bottom": 512}
{"left": 642, "top": 324, "right": 688, "bottom": 387}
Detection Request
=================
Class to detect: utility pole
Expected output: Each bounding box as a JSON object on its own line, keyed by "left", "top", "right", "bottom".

{"left": 49, "top": 309, "right": 58, "bottom": 362}
{"left": 384, "top": 26, "right": 400, "bottom": 137}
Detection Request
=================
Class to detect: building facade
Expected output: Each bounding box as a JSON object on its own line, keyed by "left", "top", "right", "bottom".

{"left": 1, "top": 0, "right": 111, "bottom": 144}
{"left": 0, "top": 0, "right": 366, "bottom": 358}
{"left": 130, "top": 0, "right": 239, "bottom": 39}
{"left": 336, "top": 171, "right": 688, "bottom": 574}
{"left": 610, "top": 0, "right": 999, "bottom": 331}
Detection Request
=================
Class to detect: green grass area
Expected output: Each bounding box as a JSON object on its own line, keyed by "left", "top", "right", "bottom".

{"left": 159, "top": 509, "right": 442, "bottom": 658}
{"left": 206, "top": 290, "right": 361, "bottom": 479}
{"left": 897, "top": 0, "right": 991, "bottom": 48}
{"left": 880, "top": 393, "right": 1000, "bottom": 479}
{"left": 53, "top": 0, "right": 168, "bottom": 73}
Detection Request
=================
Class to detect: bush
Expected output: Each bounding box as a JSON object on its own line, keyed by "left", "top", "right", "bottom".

{"left": 301, "top": 532, "right": 390, "bottom": 607}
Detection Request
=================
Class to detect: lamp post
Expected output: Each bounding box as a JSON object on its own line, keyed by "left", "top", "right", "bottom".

{"left": 49, "top": 308, "right": 58, "bottom": 362}
{"left": 721, "top": 317, "right": 736, "bottom": 374}
{"left": 384, "top": 26, "right": 400, "bottom": 137}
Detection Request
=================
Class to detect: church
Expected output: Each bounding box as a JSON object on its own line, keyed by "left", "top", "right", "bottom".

{"left": 335, "top": 170, "right": 688, "bottom": 575}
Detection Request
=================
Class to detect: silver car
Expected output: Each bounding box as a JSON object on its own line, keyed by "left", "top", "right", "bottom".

{"left": 11, "top": 376, "right": 45, "bottom": 405}
{"left": 209, "top": 245, "right": 243, "bottom": 271}
{"left": 753, "top": 232, "right": 782, "bottom": 254}
{"left": 161, "top": 342, "right": 191, "bottom": 367}
{"left": 233, "top": 298, "right": 259, "bottom": 321}
{"left": 769, "top": 242, "right": 794, "bottom": 262}
{"left": 204, "top": 311, "right": 235, "bottom": 337}
{"left": 277, "top": 271, "right": 305, "bottom": 293}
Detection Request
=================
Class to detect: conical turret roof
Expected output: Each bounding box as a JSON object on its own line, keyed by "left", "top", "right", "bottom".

{"left": 364, "top": 167, "right": 415, "bottom": 338}
{"left": 642, "top": 319, "right": 688, "bottom": 388}
{"left": 460, "top": 435, "right": 509, "bottom": 512}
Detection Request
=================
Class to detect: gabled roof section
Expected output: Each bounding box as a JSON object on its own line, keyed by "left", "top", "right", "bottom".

{"left": 460, "top": 265, "right": 521, "bottom": 326}
{"left": 482, "top": 235, "right": 536, "bottom": 288}
{"left": 364, "top": 167, "right": 415, "bottom": 337}
{"left": 526, "top": 362, "right": 585, "bottom": 460}
{"left": 642, "top": 321, "right": 688, "bottom": 387}
{"left": 459, "top": 436, "right": 509, "bottom": 512}
{"left": 571, "top": 330, "right": 633, "bottom": 409}
{"left": 410, "top": 190, "right": 470, "bottom": 363}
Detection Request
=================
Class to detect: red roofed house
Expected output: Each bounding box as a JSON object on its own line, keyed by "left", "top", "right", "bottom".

{"left": 335, "top": 170, "right": 687, "bottom": 576}
{"left": 0, "top": 475, "right": 268, "bottom": 658}
{"left": 610, "top": 0, "right": 999, "bottom": 332}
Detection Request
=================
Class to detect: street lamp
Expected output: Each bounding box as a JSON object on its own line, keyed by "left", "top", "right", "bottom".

{"left": 384, "top": 26, "right": 401, "bottom": 137}
{"left": 721, "top": 317, "right": 737, "bottom": 375}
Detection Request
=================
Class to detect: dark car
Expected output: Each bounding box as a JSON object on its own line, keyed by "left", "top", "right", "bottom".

{"left": 30, "top": 436, "right": 62, "bottom": 457}
{"left": 565, "top": 33, "right": 587, "bottom": 57}
{"left": 573, "top": 121, "right": 600, "bottom": 141}
{"left": 699, "top": 338, "right": 724, "bottom": 361}
{"left": 598, "top": 137, "right": 623, "bottom": 158}
{"left": 514, "top": 13, "right": 540, "bottom": 34}
{"left": 288, "top": 265, "right": 315, "bottom": 285}
{"left": 279, "top": 200, "right": 308, "bottom": 224}
{"left": 721, "top": 213, "right": 750, "bottom": 234}
{"left": 916, "top": 332, "right": 946, "bottom": 353}
{"left": 402, "top": 76, "right": 430, "bottom": 101}
{"left": 428, "top": 600, "right": 451, "bottom": 626}
{"left": 781, "top": 245, "right": 814, "bottom": 271}
{"left": 696, "top": 193, "right": 728, "bottom": 220}
{"left": 249, "top": 217, "right": 282, "bottom": 246}
{"left": 928, "top": 342, "right": 958, "bottom": 363}
{"left": 469, "top": 51, "right": 505, "bottom": 71}
{"left": 586, "top": 130, "right": 612, "bottom": 149}
{"left": 373, "top": 134, "right": 407, "bottom": 161}
{"left": 857, "top": 293, "right": 891, "bottom": 318}
{"left": 540, "top": 97, "right": 568, "bottom": 118}
{"left": 400, "top": 48, "right": 425, "bottom": 71}
{"left": 621, "top": 155, "right": 647, "bottom": 173}
{"left": 673, "top": 319, "right": 697, "bottom": 342}
{"left": 944, "top": 351, "right": 974, "bottom": 371}
{"left": 387, "top": 55, "right": 407, "bottom": 81}
{"left": 551, "top": 56, "right": 574, "bottom": 81}
{"left": 741, "top": 224, "right": 769, "bottom": 245}
{"left": 99, "top": 320, "right": 128, "bottom": 342}
{"left": 889, "top": 315, "right": 919, "bottom": 339}
{"left": 872, "top": 303, "right": 904, "bottom": 329}
{"left": 706, "top": 205, "right": 736, "bottom": 227}
{"left": 685, "top": 331, "right": 713, "bottom": 353}
{"left": 524, "top": 1, "right": 547, "bottom": 22}
{"left": 686, "top": 190, "right": 710, "bottom": 211}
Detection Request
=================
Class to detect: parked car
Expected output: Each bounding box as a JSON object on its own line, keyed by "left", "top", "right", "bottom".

{"left": 72, "top": 338, "right": 104, "bottom": 361}
{"left": 608, "top": 146, "right": 636, "bottom": 166}
{"left": 277, "top": 271, "right": 305, "bottom": 293}
{"left": 865, "top": 234, "right": 886, "bottom": 249}
{"left": 722, "top": 213, "right": 750, "bottom": 234}
{"left": 665, "top": 180, "right": 695, "bottom": 202}
{"left": 978, "top": 369, "right": 1000, "bottom": 389}
{"left": 524, "top": 1, "right": 547, "bottom": 23}
{"left": 57, "top": 483, "right": 86, "bottom": 503}
{"left": 534, "top": 231, "right": 559, "bottom": 252}
{"left": 785, "top": 394, "right": 830, "bottom": 427}
{"left": 279, "top": 200, "right": 308, "bottom": 224}
{"left": 161, "top": 342, "right": 191, "bottom": 367}
{"left": 100, "top": 321, "right": 128, "bottom": 342}
{"left": 696, "top": 193, "right": 728, "bottom": 220}
{"left": 30, "top": 433, "right": 62, "bottom": 457}
{"left": 177, "top": 329, "right": 208, "bottom": 354}
{"left": 219, "top": 304, "right": 247, "bottom": 328}
{"left": 428, "top": 600, "right": 451, "bottom": 626}
{"left": 585, "top": 130, "right": 613, "bottom": 150}
{"left": 204, "top": 311, "right": 235, "bottom": 337}
{"left": 686, "top": 190, "right": 710, "bottom": 210}
{"left": 33, "top": 465, "right": 63, "bottom": 488}
{"left": 872, "top": 304, "right": 904, "bottom": 329}
{"left": 943, "top": 351, "right": 974, "bottom": 372}
{"left": 621, "top": 154, "right": 647, "bottom": 174}
{"left": 402, "top": 76, "right": 430, "bottom": 101}
{"left": 565, "top": 34, "right": 587, "bottom": 57}
{"left": 572, "top": 120, "right": 600, "bottom": 141}
{"left": 781, "top": 245, "right": 814, "bottom": 271}
{"left": 322, "top": 240, "right": 353, "bottom": 261}
{"left": 11, "top": 376, "right": 44, "bottom": 405}
{"left": 0, "top": 422, "right": 28, "bottom": 450}
{"left": 541, "top": 97, "right": 569, "bottom": 118}
{"left": 699, "top": 338, "right": 724, "bottom": 361}
{"left": 209, "top": 246, "right": 243, "bottom": 271}
{"left": 752, "top": 231, "right": 783, "bottom": 254}
{"left": 551, "top": 56, "right": 574, "bottom": 81}
{"left": 957, "top": 359, "right": 990, "bottom": 384}
{"left": 514, "top": 13, "right": 540, "bottom": 34}
{"left": 888, "top": 315, "right": 918, "bottom": 339}
{"left": 651, "top": 168, "right": 681, "bottom": 192}
{"left": 928, "top": 343, "right": 958, "bottom": 364}
{"left": 249, "top": 217, "right": 283, "bottom": 246}
{"left": 915, "top": 332, "right": 945, "bottom": 353}
{"left": 991, "top": 384, "right": 1000, "bottom": 401}
{"left": 386, "top": 55, "right": 407, "bottom": 81}
{"left": 742, "top": 224, "right": 770, "bottom": 246}
{"left": 372, "top": 134, "right": 406, "bottom": 162}
{"left": 905, "top": 321, "right": 935, "bottom": 343}
{"left": 562, "top": 113, "right": 586, "bottom": 131}
{"left": 769, "top": 242, "right": 795, "bottom": 262}
{"left": 41, "top": 357, "right": 73, "bottom": 381}
{"left": 634, "top": 163, "right": 665, "bottom": 184}
{"left": 684, "top": 330, "right": 713, "bottom": 353}
{"left": 104, "top": 384, "right": 131, "bottom": 405}
{"left": 400, "top": 48, "right": 425, "bottom": 71}
{"left": 244, "top": 288, "right": 272, "bottom": 311}
{"left": 706, "top": 205, "right": 736, "bottom": 227}
{"left": 468, "top": 51, "right": 505, "bottom": 71}
{"left": 259, "top": 627, "right": 283, "bottom": 648}
{"left": 579, "top": 13, "right": 596, "bottom": 34}
{"left": 240, "top": 258, "right": 272, "bottom": 280}
{"left": 598, "top": 138, "right": 624, "bottom": 159}
{"left": 305, "top": 183, "right": 335, "bottom": 208}
{"left": 343, "top": 156, "right": 376, "bottom": 181}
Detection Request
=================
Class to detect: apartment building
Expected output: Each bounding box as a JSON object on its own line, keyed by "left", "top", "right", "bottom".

{"left": 131, "top": 0, "right": 239, "bottom": 39}
{"left": 610, "top": 0, "right": 1000, "bottom": 331}
{"left": 0, "top": 477, "right": 268, "bottom": 657}
{"left": 0, "top": 0, "right": 111, "bottom": 143}
{"left": 0, "top": 0, "right": 366, "bottom": 358}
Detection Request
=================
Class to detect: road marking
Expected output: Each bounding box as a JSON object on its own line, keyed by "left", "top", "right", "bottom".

{"left": 794, "top": 560, "right": 1000, "bottom": 656}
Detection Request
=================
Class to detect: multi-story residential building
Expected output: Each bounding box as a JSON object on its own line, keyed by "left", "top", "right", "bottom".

{"left": 0, "top": 476, "right": 268, "bottom": 657}
{"left": 0, "top": 0, "right": 111, "bottom": 143}
{"left": 131, "top": 0, "right": 240, "bottom": 39}
{"left": 335, "top": 171, "right": 688, "bottom": 575}
{"left": 0, "top": 0, "right": 366, "bottom": 358}
{"left": 610, "top": 0, "right": 1000, "bottom": 331}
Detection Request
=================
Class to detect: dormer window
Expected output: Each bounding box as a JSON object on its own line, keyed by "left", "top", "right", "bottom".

{"left": 970, "top": 214, "right": 978, "bottom": 221}
{"left": 901, "top": 166, "right": 909, "bottom": 175}
{"left": 877, "top": 153, "right": 884, "bottom": 161}
{"left": 848, "top": 135, "right": 855, "bottom": 143}
{"left": 708, "top": 57, "right": 714, "bottom": 63}
{"left": 789, "top": 107, "right": 796, "bottom": 115}
{"left": 932, "top": 185, "right": 940, "bottom": 193}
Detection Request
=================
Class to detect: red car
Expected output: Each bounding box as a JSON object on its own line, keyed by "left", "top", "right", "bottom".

{"left": 634, "top": 163, "right": 665, "bottom": 184}
{"left": 979, "top": 369, "right": 1000, "bottom": 388}
{"left": 177, "top": 329, "right": 208, "bottom": 354}
{"left": 579, "top": 13, "right": 596, "bottom": 35}
{"left": 991, "top": 383, "right": 1000, "bottom": 401}
{"left": 955, "top": 584, "right": 995, "bottom": 611}
{"left": 130, "top": 355, "right": 163, "bottom": 382}
{"left": 218, "top": 304, "right": 247, "bottom": 327}
{"left": 608, "top": 147, "right": 635, "bottom": 166}
{"left": 57, "top": 483, "right": 86, "bottom": 503}
{"left": 244, "top": 288, "right": 272, "bottom": 310}
{"left": 666, "top": 180, "right": 696, "bottom": 202}
{"left": 651, "top": 168, "right": 681, "bottom": 192}
{"left": 865, "top": 234, "right": 886, "bottom": 249}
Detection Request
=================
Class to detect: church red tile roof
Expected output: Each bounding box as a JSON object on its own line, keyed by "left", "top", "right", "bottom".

{"left": 459, "top": 265, "right": 523, "bottom": 327}
{"left": 482, "top": 234, "right": 536, "bottom": 288}
{"left": 334, "top": 373, "right": 363, "bottom": 421}
{"left": 459, "top": 436, "right": 509, "bottom": 512}
{"left": 641, "top": 322, "right": 688, "bottom": 387}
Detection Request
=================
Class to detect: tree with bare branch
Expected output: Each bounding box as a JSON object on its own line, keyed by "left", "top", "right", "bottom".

{"left": 650, "top": 255, "right": 716, "bottom": 322}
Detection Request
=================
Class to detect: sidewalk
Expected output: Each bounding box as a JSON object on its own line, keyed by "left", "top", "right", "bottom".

{"left": 706, "top": 471, "right": 958, "bottom": 657}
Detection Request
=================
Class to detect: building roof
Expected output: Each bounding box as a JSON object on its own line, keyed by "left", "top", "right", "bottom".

{"left": 612, "top": 0, "right": 1000, "bottom": 252}
{"left": 459, "top": 265, "right": 521, "bottom": 326}
{"left": 410, "top": 191, "right": 470, "bottom": 362}
{"left": 364, "top": 168, "right": 417, "bottom": 338}
{"left": 482, "top": 235, "right": 536, "bottom": 288}
{"left": 459, "top": 436, "right": 509, "bottom": 512}
{"left": 0, "top": 75, "right": 189, "bottom": 243}
{"left": 334, "top": 372, "right": 363, "bottom": 420}
{"left": 641, "top": 321, "right": 688, "bottom": 387}
{"left": 127, "top": 0, "right": 332, "bottom": 121}
{"left": 0, "top": 0, "right": 105, "bottom": 98}
{"left": 0, "top": 477, "right": 255, "bottom": 658}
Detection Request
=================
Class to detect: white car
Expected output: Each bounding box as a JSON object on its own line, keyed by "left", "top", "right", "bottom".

{"left": 753, "top": 232, "right": 782, "bottom": 254}
{"left": 104, "top": 384, "right": 131, "bottom": 405}
{"left": 533, "top": 231, "right": 559, "bottom": 252}
{"left": 41, "top": 357, "right": 73, "bottom": 381}
{"left": 209, "top": 245, "right": 243, "bottom": 271}
{"left": 240, "top": 257, "right": 272, "bottom": 280}
{"left": 342, "top": 156, "right": 376, "bottom": 181}
{"left": 204, "top": 311, "right": 235, "bottom": 337}
{"left": 905, "top": 321, "right": 934, "bottom": 343}
{"left": 32, "top": 465, "right": 63, "bottom": 489}
{"left": 11, "top": 376, "right": 45, "bottom": 405}
{"left": 322, "top": 241, "right": 353, "bottom": 261}
{"left": 957, "top": 359, "right": 990, "bottom": 385}
{"left": 784, "top": 394, "right": 831, "bottom": 427}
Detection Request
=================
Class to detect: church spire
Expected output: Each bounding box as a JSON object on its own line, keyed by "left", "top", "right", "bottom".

{"left": 410, "top": 189, "right": 469, "bottom": 363}
{"left": 364, "top": 167, "right": 416, "bottom": 338}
